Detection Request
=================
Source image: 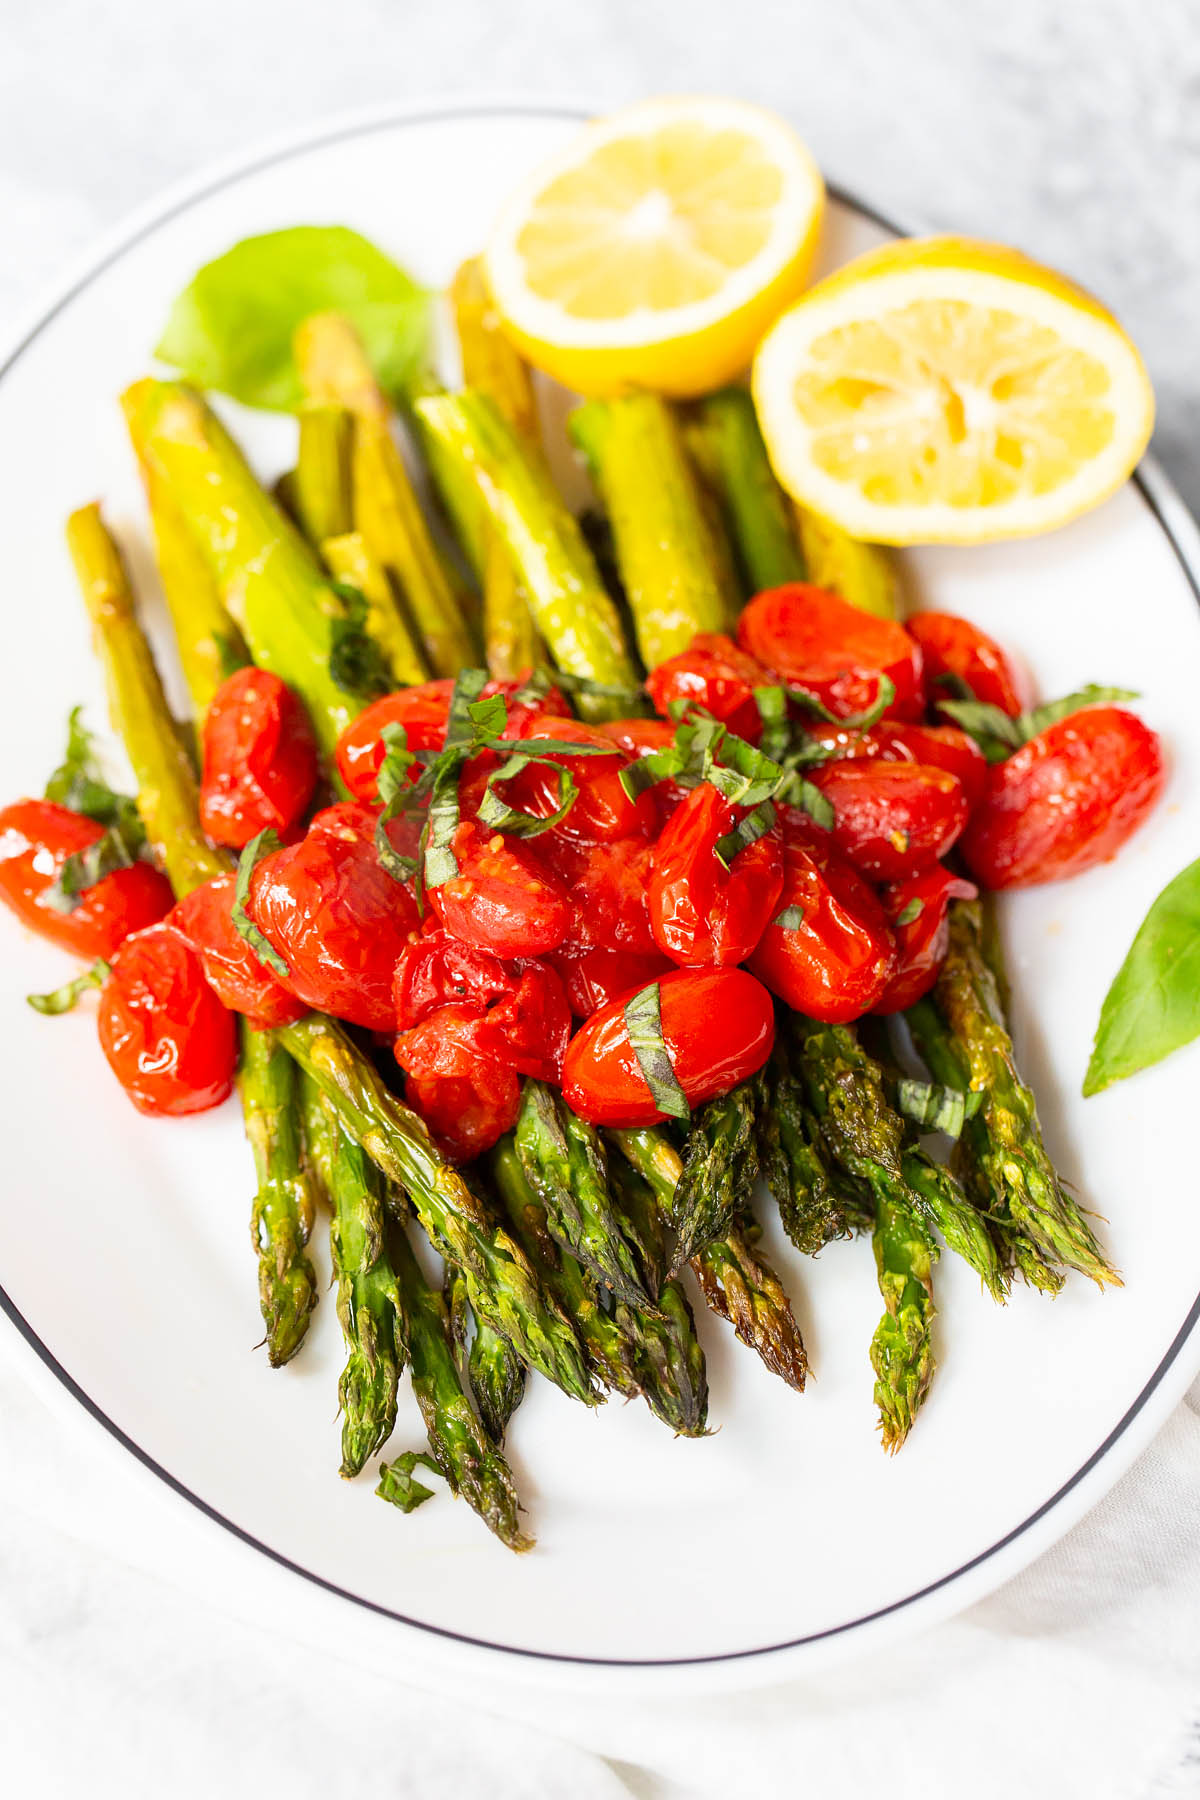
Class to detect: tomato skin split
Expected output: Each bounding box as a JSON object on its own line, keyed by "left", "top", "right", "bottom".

{"left": 961, "top": 706, "right": 1165, "bottom": 889}
{"left": 648, "top": 782, "right": 784, "bottom": 966}
{"left": 561, "top": 966, "right": 776, "bottom": 1128}
{"left": 98, "top": 921, "right": 237, "bottom": 1116}
{"left": 0, "top": 798, "right": 173, "bottom": 959}
{"left": 737, "top": 584, "right": 924, "bottom": 721}
{"left": 395, "top": 1004, "right": 522, "bottom": 1162}
{"left": 199, "top": 668, "right": 318, "bottom": 849}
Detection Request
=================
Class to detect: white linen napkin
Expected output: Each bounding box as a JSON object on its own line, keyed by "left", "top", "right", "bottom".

{"left": 2, "top": 1324, "right": 1199, "bottom": 1800}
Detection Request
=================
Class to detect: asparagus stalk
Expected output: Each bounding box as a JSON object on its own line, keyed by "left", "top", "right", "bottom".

{"left": 67, "top": 505, "right": 321, "bottom": 1359}
{"left": 930, "top": 900, "right": 1119, "bottom": 1289}
{"left": 139, "top": 462, "right": 248, "bottom": 717}
{"left": 514, "top": 1081, "right": 653, "bottom": 1307}
{"left": 302, "top": 1076, "right": 404, "bottom": 1475}
{"left": 451, "top": 258, "right": 546, "bottom": 680}
{"left": 412, "top": 391, "right": 640, "bottom": 715}
{"left": 792, "top": 505, "right": 900, "bottom": 619}
{"left": 121, "top": 380, "right": 365, "bottom": 756}
{"left": 681, "top": 387, "right": 807, "bottom": 595}
{"left": 605, "top": 1157, "right": 709, "bottom": 1435}
{"left": 442, "top": 1255, "right": 527, "bottom": 1445}
{"left": 900, "top": 1148, "right": 1008, "bottom": 1303}
{"left": 242, "top": 1033, "right": 320, "bottom": 1366}
{"left": 570, "top": 395, "right": 737, "bottom": 667}
{"left": 759, "top": 1039, "right": 870, "bottom": 1253}
{"left": 320, "top": 529, "right": 428, "bottom": 687}
{"left": 278, "top": 1015, "right": 595, "bottom": 1403}
{"left": 293, "top": 312, "right": 477, "bottom": 678}
{"left": 670, "top": 1078, "right": 761, "bottom": 1270}
{"left": 388, "top": 1223, "right": 532, "bottom": 1552}
{"left": 610, "top": 1128, "right": 808, "bottom": 1393}
{"left": 792, "top": 1018, "right": 935, "bottom": 1449}
{"left": 294, "top": 406, "right": 354, "bottom": 545}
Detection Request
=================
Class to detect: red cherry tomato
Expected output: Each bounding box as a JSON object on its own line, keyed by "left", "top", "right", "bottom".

{"left": 427, "top": 819, "right": 570, "bottom": 958}
{"left": 475, "top": 962, "right": 572, "bottom": 1082}
{"left": 595, "top": 719, "right": 691, "bottom": 818}
{"left": 960, "top": 706, "right": 1165, "bottom": 889}
{"left": 199, "top": 668, "right": 318, "bottom": 850}
{"left": 170, "top": 873, "right": 308, "bottom": 1028}
{"left": 906, "top": 610, "right": 1027, "bottom": 716}
{"left": 875, "top": 865, "right": 979, "bottom": 1014}
{"left": 814, "top": 721, "right": 989, "bottom": 813}
{"left": 97, "top": 921, "right": 237, "bottom": 1116}
{"left": 393, "top": 930, "right": 512, "bottom": 1031}
{"left": 737, "top": 584, "right": 924, "bottom": 721}
{"left": 648, "top": 782, "right": 784, "bottom": 967}
{"left": 0, "top": 798, "right": 173, "bottom": 959}
{"left": 645, "top": 633, "right": 769, "bottom": 741}
{"left": 335, "top": 679, "right": 570, "bottom": 802}
{"left": 534, "top": 834, "right": 657, "bottom": 955}
{"left": 808, "top": 760, "right": 969, "bottom": 881}
{"left": 247, "top": 813, "right": 419, "bottom": 1031}
{"left": 551, "top": 946, "right": 675, "bottom": 1017}
{"left": 562, "top": 966, "right": 775, "bottom": 1127}
{"left": 748, "top": 814, "right": 897, "bottom": 1022}
{"left": 507, "top": 716, "right": 655, "bottom": 843}
{"left": 395, "top": 1004, "right": 522, "bottom": 1162}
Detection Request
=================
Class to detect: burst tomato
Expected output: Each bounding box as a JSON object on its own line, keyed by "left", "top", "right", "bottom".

{"left": 737, "top": 584, "right": 923, "bottom": 721}
{"left": 875, "top": 865, "right": 979, "bottom": 1013}
{"left": 395, "top": 1004, "right": 522, "bottom": 1162}
{"left": 644, "top": 633, "right": 769, "bottom": 740}
{"left": 648, "top": 782, "right": 783, "bottom": 966}
{"left": 475, "top": 963, "right": 572, "bottom": 1082}
{"left": 335, "top": 678, "right": 570, "bottom": 802}
{"left": 748, "top": 812, "right": 897, "bottom": 1022}
{"left": 0, "top": 798, "right": 173, "bottom": 959}
{"left": 534, "top": 834, "right": 657, "bottom": 955}
{"left": 906, "top": 610, "right": 1027, "bottom": 716}
{"left": 961, "top": 706, "right": 1165, "bottom": 888}
{"left": 247, "top": 812, "right": 419, "bottom": 1031}
{"left": 507, "top": 716, "right": 654, "bottom": 843}
{"left": 427, "top": 819, "right": 570, "bottom": 958}
{"left": 199, "top": 668, "right": 318, "bottom": 849}
{"left": 551, "top": 946, "right": 675, "bottom": 1018}
{"left": 808, "top": 760, "right": 969, "bottom": 881}
{"left": 97, "top": 921, "right": 237, "bottom": 1116}
{"left": 170, "top": 873, "right": 308, "bottom": 1028}
{"left": 562, "top": 966, "right": 775, "bottom": 1128}
{"left": 393, "top": 930, "right": 512, "bottom": 1031}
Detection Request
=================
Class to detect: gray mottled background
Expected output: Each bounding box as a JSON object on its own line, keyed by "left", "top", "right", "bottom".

{"left": 2, "top": 0, "right": 1198, "bottom": 508}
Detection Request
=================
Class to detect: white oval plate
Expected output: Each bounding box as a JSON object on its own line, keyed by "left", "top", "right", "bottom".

{"left": 3, "top": 100, "right": 1200, "bottom": 1692}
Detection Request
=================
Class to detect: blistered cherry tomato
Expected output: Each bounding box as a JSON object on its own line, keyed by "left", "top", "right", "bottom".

{"left": 248, "top": 812, "right": 419, "bottom": 1031}
{"left": 738, "top": 585, "right": 923, "bottom": 721}
{"left": 748, "top": 813, "right": 897, "bottom": 1022}
{"left": 562, "top": 966, "right": 775, "bottom": 1128}
{"left": 508, "top": 717, "right": 655, "bottom": 843}
{"left": 97, "top": 921, "right": 237, "bottom": 1116}
{"left": 875, "top": 866, "right": 979, "bottom": 1014}
{"left": 805, "top": 721, "right": 988, "bottom": 813}
{"left": 551, "top": 947, "right": 675, "bottom": 1018}
{"left": 395, "top": 1004, "right": 521, "bottom": 1162}
{"left": 199, "top": 668, "right": 317, "bottom": 850}
{"left": 170, "top": 873, "right": 308, "bottom": 1028}
{"left": 475, "top": 963, "right": 572, "bottom": 1082}
{"left": 648, "top": 782, "right": 783, "bottom": 966}
{"left": 393, "top": 930, "right": 512, "bottom": 1031}
{"left": 0, "top": 798, "right": 173, "bottom": 959}
{"left": 335, "top": 679, "right": 570, "bottom": 802}
{"left": 535, "top": 835, "right": 657, "bottom": 955}
{"left": 645, "top": 633, "right": 770, "bottom": 740}
{"left": 906, "top": 611, "right": 1027, "bottom": 716}
{"left": 809, "top": 760, "right": 969, "bottom": 881}
{"left": 427, "top": 819, "right": 570, "bottom": 958}
{"left": 961, "top": 706, "right": 1165, "bottom": 889}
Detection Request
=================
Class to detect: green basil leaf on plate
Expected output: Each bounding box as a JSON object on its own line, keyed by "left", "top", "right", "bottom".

{"left": 1084, "top": 855, "right": 1200, "bottom": 1095}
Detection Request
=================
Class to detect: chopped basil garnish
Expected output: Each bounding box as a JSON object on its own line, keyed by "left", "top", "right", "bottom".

{"left": 896, "top": 1077, "right": 983, "bottom": 1138}
{"left": 231, "top": 828, "right": 291, "bottom": 978}
{"left": 327, "top": 581, "right": 393, "bottom": 702}
{"left": 623, "top": 981, "right": 690, "bottom": 1121}
{"left": 773, "top": 905, "right": 806, "bottom": 931}
{"left": 894, "top": 897, "right": 924, "bottom": 927}
{"left": 26, "top": 957, "right": 111, "bottom": 1016}
{"left": 44, "top": 706, "right": 146, "bottom": 845}
{"left": 714, "top": 798, "right": 778, "bottom": 870}
{"left": 939, "top": 683, "right": 1139, "bottom": 762}
{"left": 39, "top": 825, "right": 138, "bottom": 915}
{"left": 476, "top": 752, "right": 579, "bottom": 837}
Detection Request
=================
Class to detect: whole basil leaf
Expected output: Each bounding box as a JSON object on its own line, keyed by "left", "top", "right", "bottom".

{"left": 1084, "top": 857, "right": 1200, "bottom": 1095}
{"left": 156, "top": 227, "right": 430, "bottom": 411}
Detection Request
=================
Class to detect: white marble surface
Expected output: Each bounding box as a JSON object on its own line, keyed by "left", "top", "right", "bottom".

{"left": 4, "top": 4, "right": 1200, "bottom": 1794}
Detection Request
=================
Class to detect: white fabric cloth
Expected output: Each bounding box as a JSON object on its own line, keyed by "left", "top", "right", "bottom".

{"left": 5, "top": 4, "right": 1200, "bottom": 1794}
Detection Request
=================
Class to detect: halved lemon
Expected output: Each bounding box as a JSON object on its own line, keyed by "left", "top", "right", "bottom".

{"left": 484, "top": 97, "right": 825, "bottom": 398}
{"left": 752, "top": 236, "right": 1155, "bottom": 545}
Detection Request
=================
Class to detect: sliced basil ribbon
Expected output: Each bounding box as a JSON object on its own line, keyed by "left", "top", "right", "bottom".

{"left": 39, "top": 825, "right": 138, "bottom": 915}
{"left": 714, "top": 798, "right": 778, "bottom": 870}
{"left": 894, "top": 897, "right": 924, "bottom": 927}
{"left": 623, "top": 981, "right": 690, "bottom": 1121}
{"left": 26, "top": 957, "right": 112, "bottom": 1016}
{"left": 476, "top": 753, "right": 579, "bottom": 837}
{"left": 231, "top": 828, "right": 291, "bottom": 978}
{"left": 773, "top": 905, "right": 806, "bottom": 931}
{"left": 896, "top": 1077, "right": 983, "bottom": 1138}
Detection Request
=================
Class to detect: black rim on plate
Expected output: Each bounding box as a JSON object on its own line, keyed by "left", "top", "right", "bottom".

{"left": 1, "top": 98, "right": 1197, "bottom": 1671}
